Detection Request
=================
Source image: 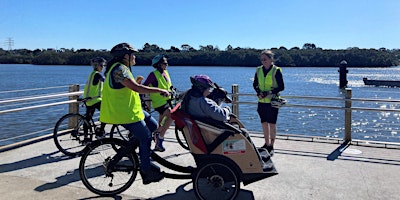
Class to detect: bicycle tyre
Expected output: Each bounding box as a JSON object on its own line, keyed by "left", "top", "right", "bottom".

{"left": 193, "top": 159, "right": 240, "bottom": 200}
{"left": 175, "top": 126, "right": 190, "bottom": 150}
{"left": 53, "top": 113, "right": 92, "bottom": 157}
{"left": 79, "top": 138, "right": 139, "bottom": 196}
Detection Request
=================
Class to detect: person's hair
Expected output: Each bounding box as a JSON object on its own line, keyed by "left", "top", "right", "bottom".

{"left": 261, "top": 49, "right": 274, "bottom": 60}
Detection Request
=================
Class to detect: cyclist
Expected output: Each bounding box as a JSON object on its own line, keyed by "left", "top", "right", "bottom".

{"left": 143, "top": 54, "right": 173, "bottom": 152}
{"left": 181, "top": 75, "right": 230, "bottom": 122}
{"left": 83, "top": 57, "right": 106, "bottom": 138}
{"left": 100, "top": 42, "right": 169, "bottom": 184}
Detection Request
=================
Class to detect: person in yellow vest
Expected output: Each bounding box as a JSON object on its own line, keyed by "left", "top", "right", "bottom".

{"left": 143, "top": 54, "right": 173, "bottom": 152}
{"left": 100, "top": 43, "right": 169, "bottom": 184}
{"left": 253, "top": 49, "right": 285, "bottom": 156}
{"left": 83, "top": 57, "right": 106, "bottom": 138}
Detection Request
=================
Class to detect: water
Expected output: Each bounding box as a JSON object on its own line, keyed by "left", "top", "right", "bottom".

{"left": 1, "top": 64, "right": 400, "bottom": 145}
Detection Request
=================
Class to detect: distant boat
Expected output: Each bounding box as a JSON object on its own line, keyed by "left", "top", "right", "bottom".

{"left": 363, "top": 78, "right": 400, "bottom": 87}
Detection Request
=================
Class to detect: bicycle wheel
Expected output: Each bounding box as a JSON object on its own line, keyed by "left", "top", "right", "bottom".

{"left": 193, "top": 159, "right": 240, "bottom": 200}
{"left": 53, "top": 113, "right": 92, "bottom": 157}
{"left": 175, "top": 126, "right": 189, "bottom": 150}
{"left": 109, "top": 125, "right": 130, "bottom": 141}
{"left": 79, "top": 138, "right": 139, "bottom": 196}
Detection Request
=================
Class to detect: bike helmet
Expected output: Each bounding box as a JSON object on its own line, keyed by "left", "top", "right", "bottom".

{"left": 151, "top": 54, "right": 165, "bottom": 67}
{"left": 190, "top": 75, "right": 215, "bottom": 91}
{"left": 90, "top": 57, "right": 106, "bottom": 68}
{"left": 110, "top": 42, "right": 138, "bottom": 58}
{"left": 271, "top": 97, "right": 287, "bottom": 108}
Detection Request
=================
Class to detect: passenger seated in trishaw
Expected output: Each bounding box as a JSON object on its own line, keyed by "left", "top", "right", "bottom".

{"left": 170, "top": 75, "right": 278, "bottom": 199}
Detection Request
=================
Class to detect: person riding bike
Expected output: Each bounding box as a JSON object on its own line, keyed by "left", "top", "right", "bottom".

{"left": 83, "top": 57, "right": 107, "bottom": 138}
{"left": 181, "top": 75, "right": 230, "bottom": 122}
{"left": 143, "top": 54, "right": 174, "bottom": 152}
{"left": 100, "top": 42, "right": 169, "bottom": 184}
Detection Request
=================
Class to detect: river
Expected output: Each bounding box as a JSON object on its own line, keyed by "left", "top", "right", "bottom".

{"left": 1, "top": 64, "right": 400, "bottom": 145}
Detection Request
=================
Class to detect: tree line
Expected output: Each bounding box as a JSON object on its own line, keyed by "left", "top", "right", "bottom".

{"left": 0, "top": 43, "right": 399, "bottom": 67}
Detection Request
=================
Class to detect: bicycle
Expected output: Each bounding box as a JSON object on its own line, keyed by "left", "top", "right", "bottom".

{"left": 53, "top": 97, "right": 127, "bottom": 157}
{"left": 79, "top": 98, "right": 278, "bottom": 199}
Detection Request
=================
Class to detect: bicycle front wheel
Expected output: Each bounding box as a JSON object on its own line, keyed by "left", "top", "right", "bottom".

{"left": 175, "top": 126, "right": 189, "bottom": 150}
{"left": 53, "top": 113, "right": 92, "bottom": 157}
{"left": 79, "top": 138, "right": 139, "bottom": 196}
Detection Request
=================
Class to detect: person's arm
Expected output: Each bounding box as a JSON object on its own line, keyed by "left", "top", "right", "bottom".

{"left": 201, "top": 98, "right": 230, "bottom": 122}
{"left": 271, "top": 70, "right": 284, "bottom": 94}
{"left": 253, "top": 72, "right": 261, "bottom": 94}
{"left": 121, "top": 78, "right": 168, "bottom": 96}
{"left": 143, "top": 72, "right": 157, "bottom": 87}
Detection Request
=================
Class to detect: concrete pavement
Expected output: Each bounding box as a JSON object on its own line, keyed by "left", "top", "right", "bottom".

{"left": 1, "top": 127, "right": 399, "bottom": 199}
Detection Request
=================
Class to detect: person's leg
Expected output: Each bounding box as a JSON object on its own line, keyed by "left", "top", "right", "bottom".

{"left": 84, "top": 106, "right": 96, "bottom": 135}
{"left": 258, "top": 103, "right": 270, "bottom": 147}
{"left": 122, "top": 121, "right": 152, "bottom": 171}
{"left": 122, "top": 121, "right": 164, "bottom": 184}
{"left": 262, "top": 122, "right": 271, "bottom": 146}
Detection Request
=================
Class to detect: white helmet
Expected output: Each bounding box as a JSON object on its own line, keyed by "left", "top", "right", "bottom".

{"left": 271, "top": 97, "right": 287, "bottom": 108}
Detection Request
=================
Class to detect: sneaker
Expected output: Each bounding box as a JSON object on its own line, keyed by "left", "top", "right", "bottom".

{"left": 141, "top": 170, "right": 164, "bottom": 185}
{"left": 258, "top": 148, "right": 271, "bottom": 162}
{"left": 154, "top": 133, "right": 165, "bottom": 152}
{"left": 268, "top": 146, "right": 274, "bottom": 157}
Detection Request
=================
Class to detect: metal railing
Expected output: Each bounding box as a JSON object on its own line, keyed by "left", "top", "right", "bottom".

{"left": 1, "top": 84, "right": 400, "bottom": 152}
{"left": 231, "top": 84, "right": 400, "bottom": 151}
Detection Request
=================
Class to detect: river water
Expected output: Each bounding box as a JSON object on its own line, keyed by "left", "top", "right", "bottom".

{"left": 1, "top": 64, "right": 400, "bottom": 145}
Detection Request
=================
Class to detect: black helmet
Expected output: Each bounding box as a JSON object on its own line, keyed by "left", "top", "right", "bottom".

{"left": 110, "top": 43, "right": 138, "bottom": 57}
{"left": 190, "top": 75, "right": 216, "bottom": 91}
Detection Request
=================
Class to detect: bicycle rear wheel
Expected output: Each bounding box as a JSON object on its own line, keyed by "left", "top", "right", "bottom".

{"left": 79, "top": 138, "right": 139, "bottom": 196}
{"left": 53, "top": 113, "right": 92, "bottom": 157}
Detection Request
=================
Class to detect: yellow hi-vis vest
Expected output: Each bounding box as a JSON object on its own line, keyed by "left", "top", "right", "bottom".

{"left": 256, "top": 65, "right": 281, "bottom": 103}
{"left": 149, "top": 70, "right": 172, "bottom": 109}
{"left": 83, "top": 71, "right": 102, "bottom": 106}
{"left": 100, "top": 63, "right": 144, "bottom": 124}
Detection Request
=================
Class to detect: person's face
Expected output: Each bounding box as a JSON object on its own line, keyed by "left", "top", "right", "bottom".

{"left": 260, "top": 54, "right": 272, "bottom": 67}
{"left": 125, "top": 53, "right": 136, "bottom": 66}
{"left": 96, "top": 63, "right": 105, "bottom": 72}
{"left": 161, "top": 58, "right": 168, "bottom": 70}
{"left": 203, "top": 87, "right": 212, "bottom": 97}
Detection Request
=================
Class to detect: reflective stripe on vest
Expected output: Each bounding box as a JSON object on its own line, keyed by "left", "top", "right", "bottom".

{"left": 100, "top": 63, "right": 144, "bottom": 124}
{"left": 83, "top": 71, "right": 102, "bottom": 106}
{"left": 256, "top": 65, "right": 281, "bottom": 103}
{"left": 149, "top": 70, "right": 172, "bottom": 108}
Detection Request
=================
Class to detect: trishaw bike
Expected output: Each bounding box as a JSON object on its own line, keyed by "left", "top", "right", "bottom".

{"left": 78, "top": 84, "right": 278, "bottom": 200}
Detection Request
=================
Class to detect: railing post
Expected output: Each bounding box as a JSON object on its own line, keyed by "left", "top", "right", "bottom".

{"left": 344, "top": 88, "right": 352, "bottom": 141}
{"left": 69, "top": 84, "right": 80, "bottom": 128}
{"left": 231, "top": 84, "right": 239, "bottom": 116}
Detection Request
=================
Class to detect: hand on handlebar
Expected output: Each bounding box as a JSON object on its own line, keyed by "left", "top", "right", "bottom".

{"left": 160, "top": 90, "right": 170, "bottom": 97}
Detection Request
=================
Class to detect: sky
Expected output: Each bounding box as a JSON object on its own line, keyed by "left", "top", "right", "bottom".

{"left": 1, "top": 0, "right": 399, "bottom": 51}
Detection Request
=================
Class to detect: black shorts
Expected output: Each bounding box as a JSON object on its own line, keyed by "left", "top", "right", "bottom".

{"left": 257, "top": 102, "right": 279, "bottom": 123}
{"left": 154, "top": 103, "right": 170, "bottom": 115}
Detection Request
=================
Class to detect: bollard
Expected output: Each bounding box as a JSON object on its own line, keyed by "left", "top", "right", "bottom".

{"left": 68, "top": 84, "right": 80, "bottom": 128}
{"left": 344, "top": 88, "right": 352, "bottom": 141}
{"left": 231, "top": 84, "right": 239, "bottom": 116}
{"left": 338, "top": 60, "right": 348, "bottom": 89}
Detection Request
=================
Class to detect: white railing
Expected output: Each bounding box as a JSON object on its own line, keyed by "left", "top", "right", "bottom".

{"left": 1, "top": 84, "right": 400, "bottom": 151}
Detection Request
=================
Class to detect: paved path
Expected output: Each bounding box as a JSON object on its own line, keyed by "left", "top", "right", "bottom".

{"left": 1, "top": 128, "right": 399, "bottom": 199}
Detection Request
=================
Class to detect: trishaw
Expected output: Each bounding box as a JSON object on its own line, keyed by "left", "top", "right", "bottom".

{"left": 78, "top": 85, "right": 278, "bottom": 200}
